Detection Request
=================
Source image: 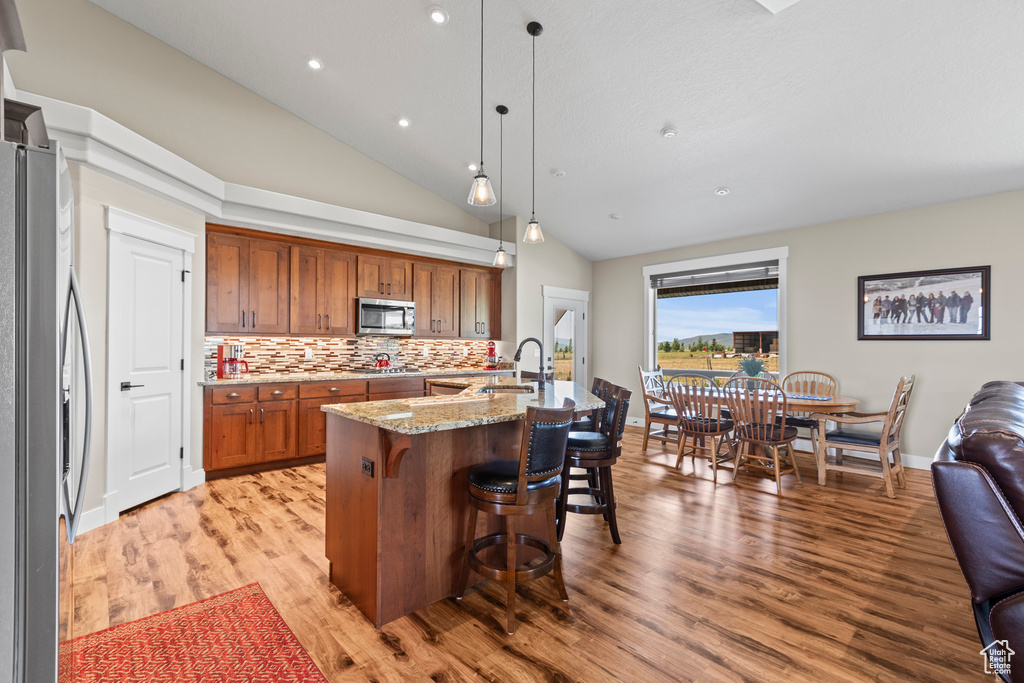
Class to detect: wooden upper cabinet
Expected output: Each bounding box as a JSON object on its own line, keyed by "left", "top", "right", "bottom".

{"left": 291, "top": 246, "right": 358, "bottom": 336}
{"left": 207, "top": 233, "right": 249, "bottom": 333}
{"left": 460, "top": 268, "right": 500, "bottom": 339}
{"left": 248, "top": 239, "right": 290, "bottom": 334}
{"left": 414, "top": 263, "right": 459, "bottom": 337}
{"left": 358, "top": 255, "right": 413, "bottom": 300}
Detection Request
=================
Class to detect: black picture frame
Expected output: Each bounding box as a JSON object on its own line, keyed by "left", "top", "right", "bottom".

{"left": 857, "top": 266, "right": 990, "bottom": 341}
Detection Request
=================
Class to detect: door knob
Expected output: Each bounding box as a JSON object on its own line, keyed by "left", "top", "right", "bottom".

{"left": 120, "top": 381, "right": 144, "bottom": 391}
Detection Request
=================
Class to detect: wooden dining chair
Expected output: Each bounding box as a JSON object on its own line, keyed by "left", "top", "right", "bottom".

{"left": 811, "top": 375, "right": 915, "bottom": 498}
{"left": 666, "top": 380, "right": 735, "bottom": 482}
{"left": 638, "top": 366, "right": 679, "bottom": 451}
{"left": 782, "top": 371, "right": 838, "bottom": 459}
{"left": 723, "top": 376, "right": 801, "bottom": 495}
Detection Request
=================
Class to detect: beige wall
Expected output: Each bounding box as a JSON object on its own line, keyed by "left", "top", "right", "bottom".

{"left": 72, "top": 164, "right": 206, "bottom": 512}
{"left": 593, "top": 189, "right": 1024, "bottom": 458}
{"left": 7, "top": 0, "right": 487, "bottom": 238}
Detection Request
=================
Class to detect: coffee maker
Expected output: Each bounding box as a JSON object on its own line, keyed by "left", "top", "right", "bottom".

{"left": 216, "top": 344, "right": 249, "bottom": 379}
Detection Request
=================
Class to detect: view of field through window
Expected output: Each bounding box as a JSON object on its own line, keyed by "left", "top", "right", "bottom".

{"left": 656, "top": 288, "right": 779, "bottom": 373}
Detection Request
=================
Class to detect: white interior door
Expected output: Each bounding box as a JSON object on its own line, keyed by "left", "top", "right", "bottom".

{"left": 109, "top": 233, "right": 183, "bottom": 512}
{"left": 542, "top": 287, "right": 589, "bottom": 385}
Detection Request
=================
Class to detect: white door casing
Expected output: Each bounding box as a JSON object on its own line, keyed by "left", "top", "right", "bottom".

{"left": 106, "top": 208, "right": 195, "bottom": 519}
{"left": 542, "top": 286, "right": 589, "bottom": 385}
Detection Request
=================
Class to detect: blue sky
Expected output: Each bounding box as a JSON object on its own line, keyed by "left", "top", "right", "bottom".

{"left": 657, "top": 290, "right": 778, "bottom": 342}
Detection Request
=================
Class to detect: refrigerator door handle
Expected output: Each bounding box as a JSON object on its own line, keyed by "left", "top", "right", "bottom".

{"left": 60, "top": 266, "right": 93, "bottom": 543}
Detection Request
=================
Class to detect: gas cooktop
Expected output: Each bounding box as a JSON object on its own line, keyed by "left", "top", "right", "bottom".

{"left": 349, "top": 367, "right": 422, "bottom": 374}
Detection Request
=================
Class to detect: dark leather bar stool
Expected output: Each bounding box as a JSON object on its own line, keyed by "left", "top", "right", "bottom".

{"left": 557, "top": 385, "right": 631, "bottom": 544}
{"left": 455, "top": 399, "right": 576, "bottom": 635}
{"left": 571, "top": 377, "right": 608, "bottom": 431}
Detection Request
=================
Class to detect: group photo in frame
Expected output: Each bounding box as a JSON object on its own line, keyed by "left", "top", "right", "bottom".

{"left": 858, "top": 265, "right": 990, "bottom": 340}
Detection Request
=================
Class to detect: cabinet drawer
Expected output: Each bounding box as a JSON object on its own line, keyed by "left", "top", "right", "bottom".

{"left": 299, "top": 381, "right": 367, "bottom": 399}
{"left": 258, "top": 384, "right": 298, "bottom": 402}
{"left": 368, "top": 390, "right": 426, "bottom": 401}
{"left": 211, "top": 386, "right": 258, "bottom": 405}
{"left": 367, "top": 377, "right": 425, "bottom": 395}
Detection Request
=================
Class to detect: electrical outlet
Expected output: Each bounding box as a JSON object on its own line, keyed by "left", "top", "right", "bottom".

{"left": 533, "top": 349, "right": 540, "bottom": 358}
{"left": 462, "top": 347, "right": 469, "bottom": 356}
{"left": 361, "top": 457, "right": 374, "bottom": 478}
{"left": 304, "top": 347, "right": 314, "bottom": 360}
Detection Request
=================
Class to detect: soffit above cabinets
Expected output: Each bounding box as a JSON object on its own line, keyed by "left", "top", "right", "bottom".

{"left": 88, "top": 0, "right": 1024, "bottom": 261}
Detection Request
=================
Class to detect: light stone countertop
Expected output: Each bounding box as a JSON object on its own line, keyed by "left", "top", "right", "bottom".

{"left": 198, "top": 368, "right": 512, "bottom": 387}
{"left": 321, "top": 379, "right": 602, "bottom": 435}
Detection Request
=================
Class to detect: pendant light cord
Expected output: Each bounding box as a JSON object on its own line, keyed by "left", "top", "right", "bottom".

{"left": 499, "top": 109, "right": 503, "bottom": 247}
{"left": 531, "top": 31, "right": 536, "bottom": 218}
{"left": 479, "top": 0, "right": 485, "bottom": 168}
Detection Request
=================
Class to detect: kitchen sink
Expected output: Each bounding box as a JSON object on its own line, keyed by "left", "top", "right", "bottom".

{"left": 477, "top": 385, "right": 535, "bottom": 394}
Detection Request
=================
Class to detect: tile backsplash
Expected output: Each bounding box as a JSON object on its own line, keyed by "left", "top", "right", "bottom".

{"left": 204, "top": 336, "right": 492, "bottom": 378}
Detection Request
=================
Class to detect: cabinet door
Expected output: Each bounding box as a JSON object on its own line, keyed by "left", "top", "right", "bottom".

{"left": 290, "top": 246, "right": 325, "bottom": 334}
{"left": 460, "top": 269, "right": 482, "bottom": 338}
{"left": 257, "top": 400, "right": 297, "bottom": 463}
{"left": 298, "top": 396, "right": 361, "bottom": 457}
{"left": 478, "top": 269, "right": 500, "bottom": 339}
{"left": 357, "top": 255, "right": 387, "bottom": 298}
{"left": 248, "top": 239, "right": 290, "bottom": 333}
{"left": 434, "top": 265, "right": 460, "bottom": 338}
{"left": 386, "top": 259, "right": 414, "bottom": 300}
{"left": 323, "top": 249, "right": 357, "bottom": 335}
{"left": 210, "top": 403, "right": 257, "bottom": 470}
{"left": 206, "top": 233, "right": 249, "bottom": 333}
{"left": 413, "top": 264, "right": 436, "bottom": 336}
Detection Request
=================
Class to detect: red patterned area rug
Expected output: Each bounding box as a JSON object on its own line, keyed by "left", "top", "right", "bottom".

{"left": 69, "top": 583, "right": 327, "bottom": 682}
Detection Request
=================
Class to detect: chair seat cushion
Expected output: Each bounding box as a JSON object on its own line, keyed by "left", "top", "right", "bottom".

{"left": 735, "top": 423, "right": 798, "bottom": 442}
{"left": 468, "top": 460, "right": 561, "bottom": 494}
{"left": 680, "top": 417, "right": 734, "bottom": 434}
{"left": 567, "top": 430, "right": 610, "bottom": 452}
{"left": 825, "top": 428, "right": 891, "bottom": 447}
{"left": 650, "top": 408, "right": 677, "bottom": 420}
{"left": 783, "top": 416, "right": 819, "bottom": 430}
{"left": 571, "top": 416, "right": 594, "bottom": 431}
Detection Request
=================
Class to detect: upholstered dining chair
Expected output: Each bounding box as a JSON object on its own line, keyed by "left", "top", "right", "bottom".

{"left": 638, "top": 366, "right": 679, "bottom": 452}
{"left": 723, "top": 376, "right": 801, "bottom": 495}
{"left": 811, "top": 375, "right": 915, "bottom": 498}
{"left": 782, "top": 371, "right": 838, "bottom": 459}
{"left": 666, "top": 380, "right": 735, "bottom": 482}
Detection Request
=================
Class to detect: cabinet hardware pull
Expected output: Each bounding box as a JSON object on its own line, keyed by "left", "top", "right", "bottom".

{"left": 227, "top": 392, "right": 241, "bottom": 398}
{"left": 249, "top": 409, "right": 254, "bottom": 424}
{"left": 271, "top": 390, "right": 284, "bottom": 396}
{"left": 431, "top": 319, "right": 435, "bottom": 332}
{"left": 318, "top": 314, "right": 322, "bottom": 329}
{"left": 329, "top": 387, "right": 340, "bottom": 392}
{"left": 252, "top": 311, "right": 256, "bottom": 328}
{"left": 380, "top": 282, "right": 384, "bottom": 294}
{"left": 387, "top": 283, "right": 392, "bottom": 296}
{"left": 260, "top": 408, "right": 265, "bottom": 423}
{"left": 326, "top": 315, "right": 331, "bottom": 329}
{"left": 242, "top": 310, "right": 246, "bottom": 327}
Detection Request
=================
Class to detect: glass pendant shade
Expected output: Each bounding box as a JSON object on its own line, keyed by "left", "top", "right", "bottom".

{"left": 523, "top": 217, "right": 545, "bottom": 243}
{"left": 468, "top": 172, "right": 496, "bottom": 206}
{"left": 492, "top": 245, "right": 509, "bottom": 268}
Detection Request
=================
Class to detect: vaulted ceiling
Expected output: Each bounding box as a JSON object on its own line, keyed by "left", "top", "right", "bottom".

{"left": 88, "top": 0, "right": 1024, "bottom": 261}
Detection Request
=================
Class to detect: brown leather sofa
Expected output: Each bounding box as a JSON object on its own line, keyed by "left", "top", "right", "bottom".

{"left": 933, "top": 381, "right": 1024, "bottom": 683}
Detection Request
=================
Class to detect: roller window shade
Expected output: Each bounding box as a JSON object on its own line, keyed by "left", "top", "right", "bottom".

{"left": 652, "top": 261, "right": 779, "bottom": 299}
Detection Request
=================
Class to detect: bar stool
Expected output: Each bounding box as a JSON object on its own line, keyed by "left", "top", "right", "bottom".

{"left": 557, "top": 384, "right": 632, "bottom": 544}
{"left": 572, "top": 377, "right": 608, "bottom": 431}
{"left": 455, "top": 399, "right": 576, "bottom": 635}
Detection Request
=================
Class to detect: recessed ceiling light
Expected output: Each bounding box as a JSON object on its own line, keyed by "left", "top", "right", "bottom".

{"left": 398, "top": 117, "right": 411, "bottom": 128}
{"left": 468, "top": 163, "right": 479, "bottom": 171}
{"left": 661, "top": 126, "right": 678, "bottom": 138}
{"left": 609, "top": 213, "right": 622, "bottom": 220}
{"left": 307, "top": 58, "right": 323, "bottom": 70}
{"left": 551, "top": 169, "right": 566, "bottom": 177}
{"left": 429, "top": 6, "right": 449, "bottom": 24}
{"left": 714, "top": 187, "right": 730, "bottom": 196}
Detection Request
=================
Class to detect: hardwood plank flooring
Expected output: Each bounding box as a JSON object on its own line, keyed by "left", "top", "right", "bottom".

{"left": 72, "top": 427, "right": 985, "bottom": 681}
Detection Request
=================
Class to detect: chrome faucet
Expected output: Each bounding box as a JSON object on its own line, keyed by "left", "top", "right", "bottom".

{"left": 513, "top": 337, "right": 551, "bottom": 383}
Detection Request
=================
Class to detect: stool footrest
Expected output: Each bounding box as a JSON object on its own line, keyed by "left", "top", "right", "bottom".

{"left": 563, "top": 486, "right": 616, "bottom": 515}
{"left": 468, "top": 532, "right": 556, "bottom": 583}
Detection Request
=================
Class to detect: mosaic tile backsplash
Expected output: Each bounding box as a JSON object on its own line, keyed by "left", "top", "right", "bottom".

{"left": 204, "top": 336, "right": 493, "bottom": 379}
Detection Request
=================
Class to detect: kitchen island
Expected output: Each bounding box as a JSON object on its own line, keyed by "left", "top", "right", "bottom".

{"left": 322, "top": 379, "right": 602, "bottom": 627}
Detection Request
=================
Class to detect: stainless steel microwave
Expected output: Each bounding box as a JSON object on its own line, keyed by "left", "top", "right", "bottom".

{"left": 357, "top": 298, "right": 416, "bottom": 336}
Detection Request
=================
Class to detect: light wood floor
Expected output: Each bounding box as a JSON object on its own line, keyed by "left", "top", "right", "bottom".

{"left": 73, "top": 427, "right": 985, "bottom": 681}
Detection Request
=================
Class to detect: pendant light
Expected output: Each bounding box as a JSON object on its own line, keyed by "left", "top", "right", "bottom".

{"left": 523, "top": 21, "right": 545, "bottom": 244}
{"left": 468, "top": 0, "right": 496, "bottom": 206}
{"left": 492, "top": 105, "right": 509, "bottom": 268}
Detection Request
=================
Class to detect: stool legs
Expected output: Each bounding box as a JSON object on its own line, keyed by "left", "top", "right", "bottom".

{"left": 454, "top": 504, "right": 478, "bottom": 600}
{"left": 546, "top": 505, "right": 569, "bottom": 601}
{"left": 558, "top": 459, "right": 621, "bottom": 545}
{"left": 505, "top": 517, "right": 516, "bottom": 634}
{"left": 601, "top": 466, "right": 621, "bottom": 545}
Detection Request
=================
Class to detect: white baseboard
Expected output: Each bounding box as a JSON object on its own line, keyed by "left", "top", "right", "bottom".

{"left": 182, "top": 465, "right": 206, "bottom": 490}
{"left": 76, "top": 505, "right": 107, "bottom": 536}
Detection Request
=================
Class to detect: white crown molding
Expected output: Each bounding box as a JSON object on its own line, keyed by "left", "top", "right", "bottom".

{"left": 17, "top": 91, "right": 513, "bottom": 265}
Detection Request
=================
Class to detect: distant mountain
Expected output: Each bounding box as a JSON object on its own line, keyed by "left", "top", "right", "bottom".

{"left": 660, "top": 332, "right": 734, "bottom": 349}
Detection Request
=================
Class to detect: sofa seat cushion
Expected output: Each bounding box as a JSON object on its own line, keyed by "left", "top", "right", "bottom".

{"left": 469, "top": 460, "right": 560, "bottom": 495}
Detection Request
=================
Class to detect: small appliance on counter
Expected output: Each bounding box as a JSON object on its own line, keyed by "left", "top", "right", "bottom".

{"left": 374, "top": 353, "right": 391, "bottom": 369}
{"left": 216, "top": 344, "right": 249, "bottom": 379}
{"left": 485, "top": 341, "right": 498, "bottom": 370}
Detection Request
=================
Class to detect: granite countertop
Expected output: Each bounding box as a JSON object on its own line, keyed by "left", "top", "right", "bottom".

{"left": 321, "top": 379, "right": 603, "bottom": 435}
{"left": 198, "top": 368, "right": 512, "bottom": 387}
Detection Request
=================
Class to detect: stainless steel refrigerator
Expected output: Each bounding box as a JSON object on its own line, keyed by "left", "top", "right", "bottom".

{"left": 0, "top": 139, "right": 93, "bottom": 682}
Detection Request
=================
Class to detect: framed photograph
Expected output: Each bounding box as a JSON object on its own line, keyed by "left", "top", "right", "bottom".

{"left": 858, "top": 266, "right": 990, "bottom": 340}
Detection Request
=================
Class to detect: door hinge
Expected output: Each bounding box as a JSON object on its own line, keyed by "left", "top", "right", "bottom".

{"left": 179, "top": 447, "right": 184, "bottom": 460}
{"left": 181, "top": 269, "right": 191, "bottom": 282}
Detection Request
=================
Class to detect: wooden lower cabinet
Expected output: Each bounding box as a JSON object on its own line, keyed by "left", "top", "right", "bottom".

{"left": 298, "top": 396, "right": 361, "bottom": 457}
{"left": 209, "top": 403, "right": 257, "bottom": 470}
{"left": 258, "top": 400, "right": 297, "bottom": 463}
